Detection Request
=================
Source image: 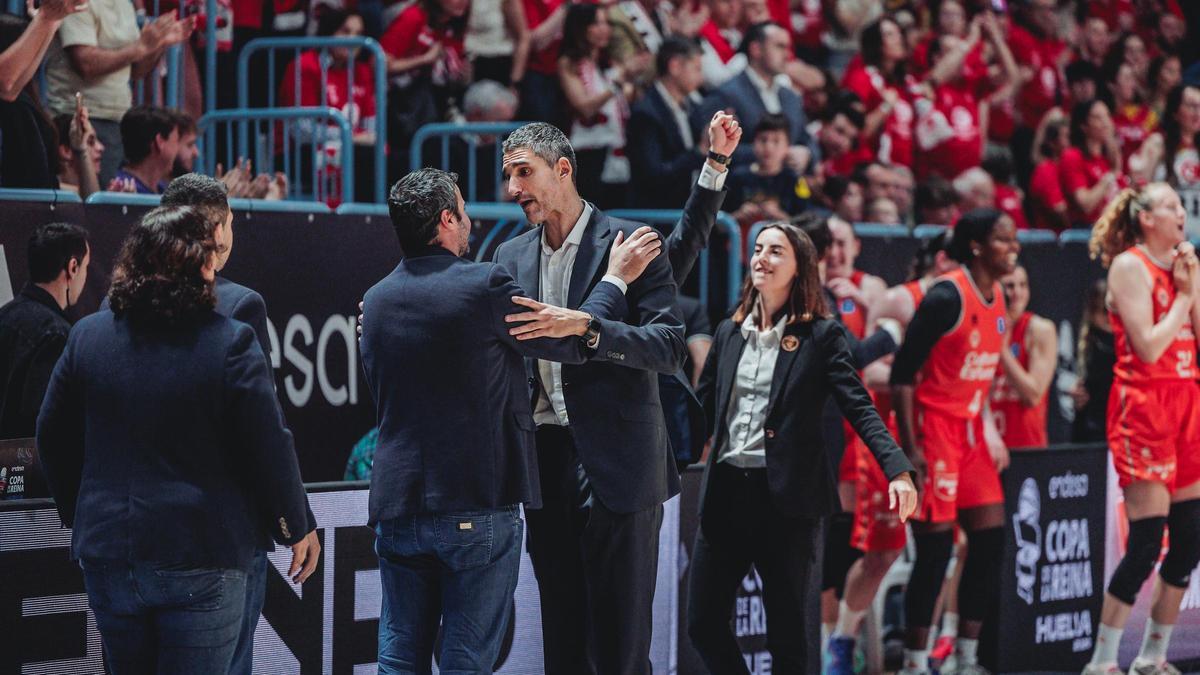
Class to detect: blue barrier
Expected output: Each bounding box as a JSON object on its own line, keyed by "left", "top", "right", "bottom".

{"left": 198, "top": 107, "right": 355, "bottom": 205}
{"left": 237, "top": 37, "right": 388, "bottom": 203}
{"left": 409, "top": 122, "right": 525, "bottom": 202}
{"left": 86, "top": 191, "right": 333, "bottom": 214}
{"left": 0, "top": 189, "right": 81, "bottom": 204}
{"left": 609, "top": 209, "right": 743, "bottom": 309}
{"left": 130, "top": 10, "right": 183, "bottom": 109}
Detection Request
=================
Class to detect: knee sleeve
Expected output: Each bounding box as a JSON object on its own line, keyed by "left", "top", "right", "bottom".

{"left": 959, "top": 527, "right": 1004, "bottom": 624}
{"left": 903, "top": 529, "right": 955, "bottom": 630}
{"left": 822, "top": 512, "right": 863, "bottom": 595}
{"left": 1161, "top": 499, "right": 1200, "bottom": 589}
{"left": 1108, "top": 516, "right": 1166, "bottom": 605}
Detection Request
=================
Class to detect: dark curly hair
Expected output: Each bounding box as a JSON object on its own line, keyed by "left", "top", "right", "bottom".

{"left": 108, "top": 206, "right": 219, "bottom": 327}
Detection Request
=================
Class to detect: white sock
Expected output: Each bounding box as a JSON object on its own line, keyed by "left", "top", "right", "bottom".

{"left": 1138, "top": 620, "right": 1174, "bottom": 662}
{"left": 1090, "top": 623, "right": 1124, "bottom": 665}
{"left": 955, "top": 637, "right": 979, "bottom": 666}
{"left": 941, "top": 611, "right": 960, "bottom": 638}
{"left": 904, "top": 648, "right": 929, "bottom": 671}
{"left": 834, "top": 600, "right": 866, "bottom": 638}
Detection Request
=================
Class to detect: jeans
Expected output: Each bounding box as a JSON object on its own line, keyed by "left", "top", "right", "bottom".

{"left": 80, "top": 559, "right": 247, "bottom": 675}
{"left": 375, "top": 505, "right": 522, "bottom": 675}
{"left": 229, "top": 549, "right": 269, "bottom": 675}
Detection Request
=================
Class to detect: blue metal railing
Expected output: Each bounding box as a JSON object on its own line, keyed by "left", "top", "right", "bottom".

{"left": 410, "top": 122, "right": 525, "bottom": 203}
{"left": 0, "top": 188, "right": 82, "bottom": 204}
{"left": 131, "top": 9, "right": 183, "bottom": 109}
{"left": 237, "top": 37, "right": 388, "bottom": 203}
{"left": 198, "top": 107, "right": 355, "bottom": 205}
{"left": 85, "top": 192, "right": 334, "bottom": 213}
{"left": 609, "top": 209, "right": 743, "bottom": 309}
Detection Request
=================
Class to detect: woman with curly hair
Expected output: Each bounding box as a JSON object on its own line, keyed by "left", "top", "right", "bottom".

{"left": 36, "top": 206, "right": 319, "bottom": 675}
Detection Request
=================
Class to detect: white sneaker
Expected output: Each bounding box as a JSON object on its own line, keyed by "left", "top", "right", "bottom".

{"left": 940, "top": 654, "right": 958, "bottom": 674}
{"left": 1081, "top": 664, "right": 1122, "bottom": 675}
{"left": 1128, "top": 658, "right": 1181, "bottom": 675}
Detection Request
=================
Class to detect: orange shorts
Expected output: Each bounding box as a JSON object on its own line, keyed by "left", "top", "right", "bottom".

{"left": 851, "top": 435, "right": 907, "bottom": 552}
{"left": 839, "top": 420, "right": 858, "bottom": 483}
{"left": 913, "top": 407, "right": 1003, "bottom": 523}
{"left": 1107, "top": 380, "right": 1200, "bottom": 491}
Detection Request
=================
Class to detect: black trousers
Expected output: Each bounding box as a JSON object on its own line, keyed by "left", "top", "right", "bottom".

{"left": 526, "top": 425, "right": 664, "bottom": 675}
{"left": 687, "top": 462, "right": 824, "bottom": 675}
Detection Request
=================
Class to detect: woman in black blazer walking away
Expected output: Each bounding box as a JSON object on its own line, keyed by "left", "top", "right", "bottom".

{"left": 686, "top": 222, "right": 918, "bottom": 674}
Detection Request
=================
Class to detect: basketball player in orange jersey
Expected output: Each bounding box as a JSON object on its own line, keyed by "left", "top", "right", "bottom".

{"left": 825, "top": 233, "right": 958, "bottom": 673}
{"left": 821, "top": 216, "right": 890, "bottom": 646}
{"left": 1083, "top": 184, "right": 1200, "bottom": 675}
{"left": 890, "top": 209, "right": 1019, "bottom": 675}
{"left": 992, "top": 265, "right": 1057, "bottom": 449}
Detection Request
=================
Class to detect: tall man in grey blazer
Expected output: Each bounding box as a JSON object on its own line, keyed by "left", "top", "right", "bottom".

{"left": 495, "top": 123, "right": 686, "bottom": 674}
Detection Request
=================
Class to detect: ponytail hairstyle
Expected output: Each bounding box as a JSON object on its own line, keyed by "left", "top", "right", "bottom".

{"left": 946, "top": 208, "right": 1005, "bottom": 265}
{"left": 1088, "top": 183, "right": 1171, "bottom": 267}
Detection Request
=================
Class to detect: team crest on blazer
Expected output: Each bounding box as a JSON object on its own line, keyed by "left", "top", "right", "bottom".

{"left": 781, "top": 335, "right": 799, "bottom": 352}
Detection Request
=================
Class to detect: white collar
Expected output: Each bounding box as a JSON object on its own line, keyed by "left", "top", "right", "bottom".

{"left": 739, "top": 310, "right": 789, "bottom": 343}
{"left": 541, "top": 201, "right": 593, "bottom": 254}
{"left": 745, "top": 67, "right": 778, "bottom": 95}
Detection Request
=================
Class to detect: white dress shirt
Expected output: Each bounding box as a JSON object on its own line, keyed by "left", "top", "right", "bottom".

{"left": 718, "top": 312, "right": 788, "bottom": 469}
{"left": 534, "top": 202, "right": 628, "bottom": 426}
{"left": 744, "top": 67, "right": 783, "bottom": 115}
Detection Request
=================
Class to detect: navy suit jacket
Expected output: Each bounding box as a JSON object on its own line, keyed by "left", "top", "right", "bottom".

{"left": 214, "top": 277, "right": 270, "bottom": 358}
{"left": 360, "top": 246, "right": 626, "bottom": 525}
{"left": 495, "top": 208, "right": 686, "bottom": 513}
{"left": 628, "top": 85, "right": 703, "bottom": 209}
{"left": 37, "top": 310, "right": 311, "bottom": 570}
{"left": 693, "top": 70, "right": 813, "bottom": 166}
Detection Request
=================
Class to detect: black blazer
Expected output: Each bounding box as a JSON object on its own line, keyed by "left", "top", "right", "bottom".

{"left": 495, "top": 208, "right": 686, "bottom": 514}
{"left": 37, "top": 310, "right": 311, "bottom": 570}
{"left": 661, "top": 182, "right": 727, "bottom": 466}
{"left": 361, "top": 246, "right": 626, "bottom": 525}
{"left": 628, "top": 85, "right": 704, "bottom": 209}
{"left": 696, "top": 316, "right": 913, "bottom": 518}
{"left": 214, "top": 277, "right": 270, "bottom": 358}
{"left": 692, "top": 71, "right": 814, "bottom": 167}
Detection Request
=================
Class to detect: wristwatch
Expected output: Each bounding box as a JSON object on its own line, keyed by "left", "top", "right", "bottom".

{"left": 707, "top": 150, "right": 731, "bottom": 166}
{"left": 582, "top": 316, "right": 601, "bottom": 349}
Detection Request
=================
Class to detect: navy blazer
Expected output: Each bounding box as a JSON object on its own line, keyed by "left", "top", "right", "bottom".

{"left": 696, "top": 317, "right": 913, "bottom": 518}
{"left": 495, "top": 208, "right": 686, "bottom": 513}
{"left": 215, "top": 277, "right": 270, "bottom": 358}
{"left": 693, "top": 70, "right": 813, "bottom": 166}
{"left": 360, "top": 246, "right": 626, "bottom": 525}
{"left": 37, "top": 310, "right": 311, "bottom": 570}
{"left": 628, "top": 85, "right": 703, "bottom": 209}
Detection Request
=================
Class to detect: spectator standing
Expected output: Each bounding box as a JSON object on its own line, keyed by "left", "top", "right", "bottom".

{"left": 1008, "top": 0, "right": 1066, "bottom": 183}
{"left": 1129, "top": 84, "right": 1200, "bottom": 239}
{"left": 627, "top": 36, "right": 706, "bottom": 210}
{"left": 1027, "top": 111, "right": 1070, "bottom": 231}
{"left": 111, "top": 105, "right": 179, "bottom": 194}
{"left": 1148, "top": 54, "right": 1183, "bottom": 120}
{"left": 1107, "top": 62, "right": 1158, "bottom": 166}
{"left": 517, "top": 0, "right": 568, "bottom": 127}
{"left": 1060, "top": 99, "right": 1124, "bottom": 227}
{"left": 695, "top": 21, "right": 813, "bottom": 169}
{"left": 465, "top": 0, "right": 531, "bottom": 86}
{"left": 281, "top": 10, "right": 377, "bottom": 206}
{"left": 558, "top": 3, "right": 631, "bottom": 209}
{"left": 696, "top": 0, "right": 745, "bottom": 90}
{"left": 380, "top": 0, "right": 470, "bottom": 172}
{"left": 0, "top": 14, "right": 62, "bottom": 189}
{"left": 0, "top": 223, "right": 89, "bottom": 440}
{"left": 841, "top": 16, "right": 917, "bottom": 170}
{"left": 44, "top": 2, "right": 192, "bottom": 185}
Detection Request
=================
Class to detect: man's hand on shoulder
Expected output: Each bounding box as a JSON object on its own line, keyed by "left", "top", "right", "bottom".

{"left": 606, "top": 226, "right": 662, "bottom": 286}
{"left": 506, "top": 297, "right": 592, "bottom": 340}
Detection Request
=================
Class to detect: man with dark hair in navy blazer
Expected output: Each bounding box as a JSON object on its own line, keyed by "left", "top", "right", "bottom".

{"left": 158, "top": 173, "right": 304, "bottom": 675}
{"left": 360, "top": 167, "right": 661, "bottom": 673}
{"left": 496, "top": 122, "right": 686, "bottom": 675}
